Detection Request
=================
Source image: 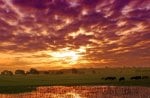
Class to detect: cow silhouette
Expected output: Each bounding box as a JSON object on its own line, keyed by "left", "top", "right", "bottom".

{"left": 142, "top": 76, "right": 149, "bottom": 79}
{"left": 130, "top": 76, "right": 141, "bottom": 80}
{"left": 119, "top": 77, "right": 125, "bottom": 81}
{"left": 104, "top": 77, "right": 116, "bottom": 80}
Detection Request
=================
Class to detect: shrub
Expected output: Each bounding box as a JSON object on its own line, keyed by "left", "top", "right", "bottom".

{"left": 15, "top": 70, "right": 25, "bottom": 75}
{"left": 26, "top": 68, "right": 39, "bottom": 74}
{"left": 1, "top": 70, "right": 13, "bottom": 75}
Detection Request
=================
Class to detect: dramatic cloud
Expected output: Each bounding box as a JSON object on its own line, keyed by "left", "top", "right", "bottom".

{"left": 0, "top": 0, "right": 149, "bottom": 70}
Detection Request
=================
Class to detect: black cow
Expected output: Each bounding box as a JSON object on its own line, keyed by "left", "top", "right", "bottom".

{"left": 105, "top": 77, "right": 116, "bottom": 80}
{"left": 142, "top": 76, "right": 149, "bottom": 79}
{"left": 119, "top": 77, "right": 125, "bottom": 81}
{"left": 130, "top": 76, "right": 141, "bottom": 80}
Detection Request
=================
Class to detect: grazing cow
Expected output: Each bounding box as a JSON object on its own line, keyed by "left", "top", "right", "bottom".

{"left": 119, "top": 77, "right": 125, "bottom": 81}
{"left": 105, "top": 77, "right": 116, "bottom": 80}
{"left": 142, "top": 76, "right": 149, "bottom": 79}
{"left": 101, "top": 77, "right": 105, "bottom": 80}
{"left": 130, "top": 76, "right": 141, "bottom": 80}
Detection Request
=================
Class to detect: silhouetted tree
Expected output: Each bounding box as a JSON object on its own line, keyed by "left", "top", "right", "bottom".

{"left": 27, "top": 68, "right": 39, "bottom": 74}
{"left": 71, "top": 68, "right": 78, "bottom": 74}
{"left": 1, "top": 70, "right": 13, "bottom": 75}
{"left": 15, "top": 70, "right": 25, "bottom": 75}
{"left": 56, "top": 70, "right": 63, "bottom": 74}
{"left": 39, "top": 71, "right": 50, "bottom": 74}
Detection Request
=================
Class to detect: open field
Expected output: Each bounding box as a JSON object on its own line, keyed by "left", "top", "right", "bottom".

{"left": 0, "top": 68, "right": 150, "bottom": 87}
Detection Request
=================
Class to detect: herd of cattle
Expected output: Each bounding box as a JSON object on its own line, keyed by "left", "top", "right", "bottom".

{"left": 101, "top": 76, "right": 149, "bottom": 81}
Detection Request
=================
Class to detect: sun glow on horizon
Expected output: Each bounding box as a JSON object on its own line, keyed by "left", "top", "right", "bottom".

{"left": 50, "top": 50, "right": 79, "bottom": 65}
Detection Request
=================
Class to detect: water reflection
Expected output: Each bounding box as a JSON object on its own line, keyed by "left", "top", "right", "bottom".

{"left": 0, "top": 86, "right": 149, "bottom": 98}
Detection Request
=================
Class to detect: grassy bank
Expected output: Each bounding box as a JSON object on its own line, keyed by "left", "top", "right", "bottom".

{"left": 0, "top": 86, "right": 36, "bottom": 94}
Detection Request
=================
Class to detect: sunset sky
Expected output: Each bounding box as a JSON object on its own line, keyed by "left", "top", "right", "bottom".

{"left": 0, "top": 0, "right": 150, "bottom": 71}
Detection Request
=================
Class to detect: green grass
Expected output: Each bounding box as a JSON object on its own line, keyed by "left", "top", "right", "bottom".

{"left": 0, "top": 68, "right": 150, "bottom": 87}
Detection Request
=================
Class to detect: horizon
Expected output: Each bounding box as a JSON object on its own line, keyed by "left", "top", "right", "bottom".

{"left": 0, "top": 0, "right": 150, "bottom": 70}
{"left": 1, "top": 66, "right": 150, "bottom": 72}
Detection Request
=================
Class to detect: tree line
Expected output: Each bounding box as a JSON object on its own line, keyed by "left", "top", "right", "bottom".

{"left": 1, "top": 68, "right": 39, "bottom": 75}
{"left": 0, "top": 68, "right": 79, "bottom": 75}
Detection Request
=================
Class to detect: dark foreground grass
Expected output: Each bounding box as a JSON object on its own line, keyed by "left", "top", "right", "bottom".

{"left": 0, "top": 86, "right": 36, "bottom": 94}
{"left": 0, "top": 68, "right": 149, "bottom": 93}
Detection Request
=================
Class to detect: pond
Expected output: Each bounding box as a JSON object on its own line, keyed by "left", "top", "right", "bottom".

{"left": 0, "top": 86, "right": 149, "bottom": 98}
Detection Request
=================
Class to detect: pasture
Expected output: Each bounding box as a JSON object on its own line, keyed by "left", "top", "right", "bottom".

{"left": 0, "top": 68, "right": 150, "bottom": 87}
